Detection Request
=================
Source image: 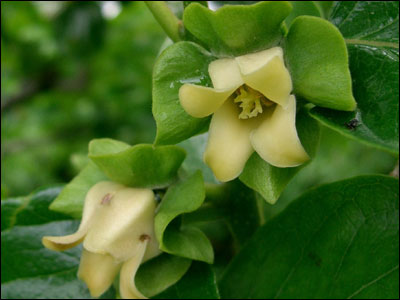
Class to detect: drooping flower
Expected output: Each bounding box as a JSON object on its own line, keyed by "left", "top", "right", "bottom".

{"left": 179, "top": 47, "right": 309, "bottom": 182}
{"left": 42, "top": 181, "right": 160, "bottom": 299}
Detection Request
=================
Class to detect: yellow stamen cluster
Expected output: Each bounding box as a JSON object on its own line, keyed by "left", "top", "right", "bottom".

{"left": 233, "top": 85, "right": 273, "bottom": 119}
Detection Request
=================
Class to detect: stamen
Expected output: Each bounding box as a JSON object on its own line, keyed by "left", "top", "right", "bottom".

{"left": 233, "top": 85, "right": 274, "bottom": 119}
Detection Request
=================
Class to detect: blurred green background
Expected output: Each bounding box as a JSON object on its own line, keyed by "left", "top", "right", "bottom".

{"left": 1, "top": 1, "right": 165, "bottom": 196}
{"left": 1, "top": 1, "right": 397, "bottom": 200}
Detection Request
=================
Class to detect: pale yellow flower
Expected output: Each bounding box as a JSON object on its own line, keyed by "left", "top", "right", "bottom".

{"left": 42, "top": 181, "right": 160, "bottom": 299}
{"left": 179, "top": 47, "right": 309, "bottom": 182}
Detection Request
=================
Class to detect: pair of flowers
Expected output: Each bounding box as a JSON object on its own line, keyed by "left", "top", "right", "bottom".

{"left": 43, "top": 1, "right": 357, "bottom": 298}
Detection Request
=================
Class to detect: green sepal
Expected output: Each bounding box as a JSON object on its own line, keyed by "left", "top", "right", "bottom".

{"left": 285, "top": 16, "right": 356, "bottom": 111}
{"left": 89, "top": 138, "right": 186, "bottom": 188}
{"left": 183, "top": 1, "right": 292, "bottom": 56}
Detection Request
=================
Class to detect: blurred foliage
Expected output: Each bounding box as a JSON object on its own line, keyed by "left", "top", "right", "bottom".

{"left": 1, "top": 1, "right": 165, "bottom": 196}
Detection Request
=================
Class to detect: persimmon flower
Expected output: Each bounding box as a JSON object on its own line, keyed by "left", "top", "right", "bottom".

{"left": 42, "top": 181, "right": 160, "bottom": 299}
{"left": 179, "top": 47, "right": 309, "bottom": 182}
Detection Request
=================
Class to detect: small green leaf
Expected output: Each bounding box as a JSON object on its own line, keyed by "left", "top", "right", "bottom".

{"left": 154, "top": 262, "right": 220, "bottom": 299}
{"left": 155, "top": 171, "right": 213, "bottom": 263}
{"left": 89, "top": 138, "right": 186, "bottom": 189}
{"left": 153, "top": 41, "right": 214, "bottom": 145}
{"left": 285, "top": 1, "right": 322, "bottom": 27}
{"left": 183, "top": 1, "right": 292, "bottom": 56}
{"left": 285, "top": 16, "right": 356, "bottom": 111}
{"left": 239, "top": 108, "right": 320, "bottom": 204}
{"left": 1, "top": 188, "right": 115, "bottom": 299}
{"left": 50, "top": 162, "right": 108, "bottom": 219}
{"left": 219, "top": 175, "right": 399, "bottom": 299}
{"left": 136, "top": 254, "right": 191, "bottom": 298}
{"left": 310, "top": 1, "right": 399, "bottom": 154}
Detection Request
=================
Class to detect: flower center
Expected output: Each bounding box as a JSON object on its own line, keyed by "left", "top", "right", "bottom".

{"left": 233, "top": 85, "right": 274, "bottom": 119}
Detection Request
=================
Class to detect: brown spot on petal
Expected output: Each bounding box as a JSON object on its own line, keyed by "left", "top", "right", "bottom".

{"left": 101, "top": 193, "right": 113, "bottom": 205}
{"left": 139, "top": 234, "right": 150, "bottom": 242}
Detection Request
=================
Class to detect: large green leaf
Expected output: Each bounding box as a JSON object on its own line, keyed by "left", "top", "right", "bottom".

{"left": 153, "top": 41, "right": 214, "bottom": 145}
{"left": 155, "top": 171, "right": 214, "bottom": 263}
{"left": 219, "top": 175, "right": 399, "bottom": 299}
{"left": 154, "top": 262, "right": 220, "bottom": 299}
{"left": 285, "top": 16, "right": 356, "bottom": 111}
{"left": 1, "top": 188, "right": 115, "bottom": 299}
{"left": 183, "top": 1, "right": 292, "bottom": 56}
{"left": 310, "top": 1, "right": 399, "bottom": 154}
{"left": 239, "top": 107, "right": 320, "bottom": 204}
{"left": 89, "top": 139, "right": 186, "bottom": 188}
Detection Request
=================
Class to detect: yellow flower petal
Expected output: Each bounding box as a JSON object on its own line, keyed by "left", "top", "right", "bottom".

{"left": 179, "top": 84, "right": 235, "bottom": 118}
{"left": 250, "top": 95, "right": 309, "bottom": 167}
{"left": 236, "top": 47, "right": 292, "bottom": 107}
{"left": 208, "top": 58, "right": 243, "bottom": 90}
{"left": 42, "top": 181, "right": 124, "bottom": 251}
{"left": 83, "top": 186, "right": 159, "bottom": 262}
{"left": 119, "top": 239, "right": 148, "bottom": 299}
{"left": 204, "top": 100, "right": 261, "bottom": 182}
{"left": 77, "top": 249, "right": 121, "bottom": 298}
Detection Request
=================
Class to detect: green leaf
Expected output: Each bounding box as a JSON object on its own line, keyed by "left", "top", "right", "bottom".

{"left": 153, "top": 41, "right": 214, "bottom": 145}
{"left": 136, "top": 254, "right": 191, "bottom": 298}
{"left": 183, "top": 1, "right": 292, "bottom": 56}
{"left": 178, "top": 133, "right": 218, "bottom": 184}
{"left": 154, "top": 262, "right": 220, "bottom": 299}
{"left": 50, "top": 162, "right": 108, "bottom": 219}
{"left": 155, "top": 171, "right": 214, "bottom": 263}
{"left": 239, "top": 107, "right": 320, "bottom": 204}
{"left": 89, "top": 139, "right": 186, "bottom": 188}
{"left": 285, "top": 1, "right": 322, "bottom": 27}
{"left": 285, "top": 16, "right": 356, "bottom": 111}
{"left": 1, "top": 188, "right": 115, "bottom": 299}
{"left": 309, "top": 1, "right": 399, "bottom": 154}
{"left": 219, "top": 175, "right": 399, "bottom": 299}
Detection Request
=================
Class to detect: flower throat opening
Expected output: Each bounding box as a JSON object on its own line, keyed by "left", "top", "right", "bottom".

{"left": 233, "top": 85, "right": 274, "bottom": 119}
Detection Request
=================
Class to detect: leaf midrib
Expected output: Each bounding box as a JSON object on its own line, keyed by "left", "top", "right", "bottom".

{"left": 345, "top": 39, "right": 399, "bottom": 49}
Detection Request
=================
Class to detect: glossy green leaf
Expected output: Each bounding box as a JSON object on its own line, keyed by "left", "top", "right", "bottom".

{"left": 183, "top": 1, "right": 291, "bottom": 57}
{"left": 1, "top": 188, "right": 115, "bottom": 299}
{"left": 310, "top": 1, "right": 399, "bottom": 154}
{"left": 155, "top": 171, "right": 213, "bottom": 263}
{"left": 220, "top": 175, "right": 399, "bottom": 299}
{"left": 136, "top": 254, "right": 191, "bottom": 298}
{"left": 89, "top": 139, "right": 186, "bottom": 188}
{"left": 49, "top": 162, "right": 108, "bottom": 219}
{"left": 285, "top": 16, "right": 356, "bottom": 111}
{"left": 153, "top": 41, "right": 214, "bottom": 145}
{"left": 154, "top": 262, "right": 220, "bottom": 299}
{"left": 285, "top": 1, "right": 322, "bottom": 27}
{"left": 239, "top": 108, "right": 320, "bottom": 204}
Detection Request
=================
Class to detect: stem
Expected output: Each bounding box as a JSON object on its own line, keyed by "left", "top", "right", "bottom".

{"left": 145, "top": 1, "right": 182, "bottom": 42}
